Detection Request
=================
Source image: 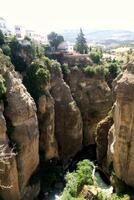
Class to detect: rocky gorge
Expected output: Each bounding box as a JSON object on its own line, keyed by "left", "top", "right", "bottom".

{"left": 0, "top": 47, "right": 133, "bottom": 200}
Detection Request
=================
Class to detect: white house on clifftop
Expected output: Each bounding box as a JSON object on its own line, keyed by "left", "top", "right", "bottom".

{"left": 57, "top": 41, "right": 74, "bottom": 53}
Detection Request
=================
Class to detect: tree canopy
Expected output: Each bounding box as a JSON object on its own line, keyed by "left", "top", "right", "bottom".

{"left": 75, "top": 28, "right": 88, "bottom": 54}
{"left": 47, "top": 32, "right": 64, "bottom": 51}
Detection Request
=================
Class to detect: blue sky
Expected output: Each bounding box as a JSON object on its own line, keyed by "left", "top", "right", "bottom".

{"left": 1, "top": 0, "right": 134, "bottom": 34}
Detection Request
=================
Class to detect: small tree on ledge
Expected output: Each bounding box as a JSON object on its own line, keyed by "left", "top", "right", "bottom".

{"left": 74, "top": 28, "right": 88, "bottom": 54}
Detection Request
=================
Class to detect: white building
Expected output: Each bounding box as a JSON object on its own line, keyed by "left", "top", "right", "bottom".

{"left": 57, "top": 41, "right": 74, "bottom": 53}
{"left": 26, "top": 30, "right": 35, "bottom": 39}
{"left": 26, "top": 30, "right": 47, "bottom": 44}
{"left": 15, "top": 25, "right": 26, "bottom": 40}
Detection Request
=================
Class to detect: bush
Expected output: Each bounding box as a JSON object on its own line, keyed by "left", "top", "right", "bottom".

{"left": 90, "top": 51, "right": 101, "bottom": 64}
{"left": 35, "top": 67, "right": 50, "bottom": 86}
{"left": 97, "top": 192, "right": 129, "bottom": 200}
{"left": 49, "top": 60, "right": 62, "bottom": 77}
{"left": 84, "top": 66, "right": 96, "bottom": 77}
{"left": 61, "top": 160, "right": 94, "bottom": 199}
{"left": 0, "top": 75, "right": 6, "bottom": 100}
{"left": 61, "top": 63, "right": 70, "bottom": 77}
{"left": 27, "top": 61, "right": 50, "bottom": 100}
{"left": 84, "top": 65, "right": 108, "bottom": 79}
{"left": 1, "top": 44, "right": 11, "bottom": 56}
{"left": 76, "top": 160, "right": 94, "bottom": 191}
{"left": 95, "top": 65, "right": 109, "bottom": 78}
{"left": 108, "top": 62, "right": 121, "bottom": 79}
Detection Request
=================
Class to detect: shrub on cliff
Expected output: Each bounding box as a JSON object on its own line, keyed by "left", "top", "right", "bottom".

{"left": 49, "top": 60, "right": 62, "bottom": 77}
{"left": 108, "top": 62, "right": 121, "bottom": 79}
{"left": 26, "top": 61, "right": 50, "bottom": 100}
{"left": 1, "top": 44, "right": 11, "bottom": 56}
{"left": 9, "top": 37, "right": 40, "bottom": 72}
{"left": 61, "top": 63, "right": 70, "bottom": 78}
{"left": 84, "top": 65, "right": 108, "bottom": 79}
{"left": 90, "top": 51, "right": 101, "bottom": 64}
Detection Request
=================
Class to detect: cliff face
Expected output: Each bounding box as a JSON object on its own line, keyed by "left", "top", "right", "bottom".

{"left": 107, "top": 64, "right": 134, "bottom": 187}
{"left": 0, "top": 103, "right": 20, "bottom": 200}
{"left": 0, "top": 51, "right": 39, "bottom": 199}
{"left": 96, "top": 115, "right": 113, "bottom": 165}
{"left": 38, "top": 92, "right": 58, "bottom": 160}
{"left": 50, "top": 65, "right": 83, "bottom": 161}
{"left": 67, "top": 67, "right": 112, "bottom": 145}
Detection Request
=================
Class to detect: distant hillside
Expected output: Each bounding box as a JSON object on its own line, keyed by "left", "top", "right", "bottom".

{"left": 61, "top": 29, "right": 134, "bottom": 46}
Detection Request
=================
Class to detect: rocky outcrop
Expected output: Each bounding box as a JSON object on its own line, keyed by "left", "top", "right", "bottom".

{"left": 63, "top": 54, "right": 92, "bottom": 67}
{"left": 0, "top": 51, "right": 39, "bottom": 199}
{"left": 96, "top": 115, "right": 113, "bottom": 164}
{"left": 67, "top": 67, "right": 112, "bottom": 145}
{"left": 107, "top": 63, "right": 134, "bottom": 187}
{"left": 0, "top": 103, "right": 20, "bottom": 200}
{"left": 50, "top": 65, "right": 83, "bottom": 161}
{"left": 5, "top": 71, "right": 39, "bottom": 194}
{"left": 38, "top": 93, "right": 58, "bottom": 160}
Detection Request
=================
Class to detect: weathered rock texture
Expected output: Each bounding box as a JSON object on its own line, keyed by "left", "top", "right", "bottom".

{"left": 0, "top": 51, "right": 39, "bottom": 199}
{"left": 50, "top": 66, "right": 83, "bottom": 161}
{"left": 38, "top": 93, "right": 58, "bottom": 160}
{"left": 0, "top": 103, "right": 20, "bottom": 200}
{"left": 107, "top": 63, "right": 134, "bottom": 187}
{"left": 96, "top": 115, "right": 113, "bottom": 164}
{"left": 67, "top": 67, "right": 112, "bottom": 145}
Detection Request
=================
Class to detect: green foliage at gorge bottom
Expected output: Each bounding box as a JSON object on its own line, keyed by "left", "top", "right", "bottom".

{"left": 61, "top": 159, "right": 130, "bottom": 200}
{"left": 61, "top": 160, "right": 94, "bottom": 200}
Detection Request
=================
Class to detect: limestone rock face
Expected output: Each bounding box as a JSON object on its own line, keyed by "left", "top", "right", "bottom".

{"left": 38, "top": 94, "right": 58, "bottom": 160}
{"left": 96, "top": 115, "right": 113, "bottom": 164}
{"left": 108, "top": 64, "right": 134, "bottom": 187}
{"left": 0, "top": 51, "right": 39, "bottom": 199}
{"left": 5, "top": 71, "right": 39, "bottom": 194}
{"left": 50, "top": 67, "right": 83, "bottom": 161}
{"left": 0, "top": 104, "right": 20, "bottom": 200}
{"left": 67, "top": 67, "right": 112, "bottom": 145}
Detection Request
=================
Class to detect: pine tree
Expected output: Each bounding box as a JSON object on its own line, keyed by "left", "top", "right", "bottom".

{"left": 75, "top": 28, "right": 88, "bottom": 54}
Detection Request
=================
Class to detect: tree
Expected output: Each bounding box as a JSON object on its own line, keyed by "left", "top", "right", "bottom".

{"left": 0, "top": 30, "right": 5, "bottom": 46}
{"left": 75, "top": 28, "right": 88, "bottom": 54}
{"left": 90, "top": 51, "right": 101, "bottom": 64}
{"left": 47, "top": 32, "right": 64, "bottom": 51}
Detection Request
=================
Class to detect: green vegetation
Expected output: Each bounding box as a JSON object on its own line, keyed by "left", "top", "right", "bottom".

{"left": 49, "top": 59, "right": 62, "bottom": 76}
{"left": 0, "top": 30, "right": 5, "bottom": 46}
{"left": 61, "top": 160, "right": 94, "bottom": 200}
{"left": 75, "top": 29, "right": 88, "bottom": 54}
{"left": 47, "top": 32, "right": 64, "bottom": 51}
{"left": 97, "top": 192, "right": 129, "bottom": 200}
{"left": 1, "top": 44, "right": 11, "bottom": 56}
{"left": 107, "top": 61, "right": 121, "bottom": 80}
{"left": 26, "top": 59, "right": 50, "bottom": 100}
{"left": 84, "top": 65, "right": 108, "bottom": 79}
{"left": 83, "top": 58, "right": 121, "bottom": 82}
{"left": 90, "top": 51, "right": 101, "bottom": 64}
{"left": 0, "top": 75, "right": 6, "bottom": 100}
{"left": 61, "top": 63, "right": 70, "bottom": 77}
{"left": 9, "top": 37, "right": 35, "bottom": 72}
